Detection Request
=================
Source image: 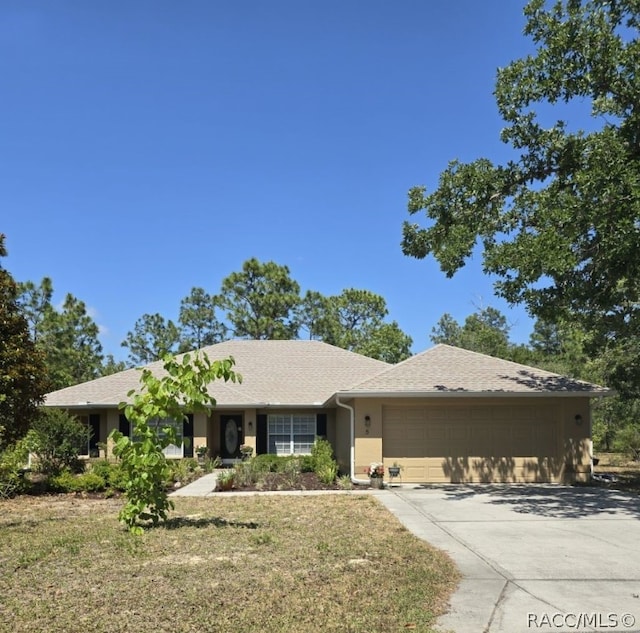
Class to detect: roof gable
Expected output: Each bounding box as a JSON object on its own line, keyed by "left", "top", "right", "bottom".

{"left": 44, "top": 340, "right": 391, "bottom": 408}
{"left": 341, "top": 344, "right": 609, "bottom": 396}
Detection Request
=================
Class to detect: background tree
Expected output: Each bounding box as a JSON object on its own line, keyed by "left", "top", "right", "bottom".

{"left": 17, "top": 276, "right": 53, "bottom": 343}
{"left": 431, "top": 307, "right": 511, "bottom": 358}
{"left": 0, "top": 235, "right": 48, "bottom": 447}
{"left": 309, "top": 288, "right": 412, "bottom": 362}
{"left": 356, "top": 321, "right": 413, "bottom": 364}
{"left": 401, "top": 0, "right": 640, "bottom": 396}
{"left": 297, "top": 290, "right": 330, "bottom": 340}
{"left": 101, "top": 354, "right": 128, "bottom": 376}
{"left": 429, "top": 313, "right": 462, "bottom": 348}
{"left": 217, "top": 258, "right": 301, "bottom": 339}
{"left": 18, "top": 278, "right": 104, "bottom": 390}
{"left": 41, "top": 294, "right": 104, "bottom": 390}
{"left": 178, "top": 286, "right": 227, "bottom": 352}
{"left": 121, "top": 313, "right": 180, "bottom": 365}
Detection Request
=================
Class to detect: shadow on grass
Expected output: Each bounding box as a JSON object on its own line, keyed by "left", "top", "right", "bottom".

{"left": 162, "top": 516, "right": 261, "bottom": 530}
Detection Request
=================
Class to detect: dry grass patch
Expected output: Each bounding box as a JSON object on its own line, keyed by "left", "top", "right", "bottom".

{"left": 593, "top": 452, "right": 640, "bottom": 494}
{"left": 0, "top": 494, "right": 458, "bottom": 633}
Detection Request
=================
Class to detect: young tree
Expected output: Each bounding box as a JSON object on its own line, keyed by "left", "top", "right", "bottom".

{"left": 401, "top": 0, "right": 640, "bottom": 393}
{"left": 178, "top": 286, "right": 227, "bottom": 352}
{"left": 109, "top": 352, "right": 240, "bottom": 533}
{"left": 0, "top": 235, "right": 48, "bottom": 447}
{"left": 121, "top": 313, "right": 180, "bottom": 365}
{"left": 217, "top": 258, "right": 301, "bottom": 339}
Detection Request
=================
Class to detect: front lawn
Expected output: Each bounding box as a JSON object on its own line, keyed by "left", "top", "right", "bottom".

{"left": 0, "top": 494, "right": 458, "bottom": 633}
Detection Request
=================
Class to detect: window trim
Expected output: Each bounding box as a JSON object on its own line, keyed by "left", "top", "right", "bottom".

{"left": 267, "top": 413, "right": 317, "bottom": 455}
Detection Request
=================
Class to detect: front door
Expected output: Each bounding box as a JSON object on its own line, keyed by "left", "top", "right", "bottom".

{"left": 220, "top": 414, "right": 243, "bottom": 459}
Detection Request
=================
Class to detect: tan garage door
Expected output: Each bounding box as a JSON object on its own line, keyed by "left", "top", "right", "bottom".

{"left": 382, "top": 404, "right": 561, "bottom": 483}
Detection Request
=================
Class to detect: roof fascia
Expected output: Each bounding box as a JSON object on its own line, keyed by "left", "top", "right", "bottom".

{"left": 335, "top": 390, "right": 612, "bottom": 398}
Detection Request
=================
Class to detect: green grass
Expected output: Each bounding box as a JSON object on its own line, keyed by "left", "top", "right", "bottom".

{"left": 0, "top": 494, "right": 459, "bottom": 633}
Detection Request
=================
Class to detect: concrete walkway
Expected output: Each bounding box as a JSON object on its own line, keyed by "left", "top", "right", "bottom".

{"left": 170, "top": 472, "right": 219, "bottom": 496}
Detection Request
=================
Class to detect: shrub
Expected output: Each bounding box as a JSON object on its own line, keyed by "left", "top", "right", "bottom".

{"left": 166, "top": 458, "right": 202, "bottom": 487}
{"left": 299, "top": 454, "right": 315, "bottom": 472}
{"left": 234, "top": 459, "right": 263, "bottom": 487}
{"left": 316, "top": 461, "right": 338, "bottom": 485}
{"left": 29, "top": 408, "right": 89, "bottom": 475}
{"left": 200, "top": 456, "right": 222, "bottom": 473}
{"left": 311, "top": 438, "right": 334, "bottom": 469}
{"left": 253, "top": 454, "right": 282, "bottom": 472}
{"left": 614, "top": 425, "right": 640, "bottom": 461}
{"left": 89, "top": 459, "right": 128, "bottom": 491}
{"left": 49, "top": 469, "right": 106, "bottom": 493}
{"left": 311, "top": 438, "right": 339, "bottom": 484}
{"left": 106, "top": 463, "right": 129, "bottom": 491}
{"left": 0, "top": 438, "right": 31, "bottom": 498}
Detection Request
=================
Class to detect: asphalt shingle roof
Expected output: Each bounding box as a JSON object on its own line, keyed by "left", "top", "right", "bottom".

{"left": 342, "top": 344, "right": 609, "bottom": 396}
{"left": 44, "top": 340, "right": 391, "bottom": 408}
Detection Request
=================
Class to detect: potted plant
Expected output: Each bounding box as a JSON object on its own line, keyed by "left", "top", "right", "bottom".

{"left": 366, "top": 462, "right": 385, "bottom": 489}
{"left": 388, "top": 462, "right": 402, "bottom": 478}
{"left": 239, "top": 444, "right": 253, "bottom": 460}
{"left": 216, "top": 469, "right": 235, "bottom": 492}
{"left": 196, "top": 445, "right": 208, "bottom": 464}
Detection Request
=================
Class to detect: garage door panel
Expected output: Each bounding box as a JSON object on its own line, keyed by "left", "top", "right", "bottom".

{"left": 382, "top": 404, "right": 560, "bottom": 483}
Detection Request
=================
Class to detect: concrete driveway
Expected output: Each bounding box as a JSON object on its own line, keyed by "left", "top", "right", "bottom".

{"left": 378, "top": 485, "right": 640, "bottom": 633}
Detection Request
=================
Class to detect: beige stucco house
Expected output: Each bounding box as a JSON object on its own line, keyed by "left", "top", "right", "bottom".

{"left": 44, "top": 340, "right": 609, "bottom": 484}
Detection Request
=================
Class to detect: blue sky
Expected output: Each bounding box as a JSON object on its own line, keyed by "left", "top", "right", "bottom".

{"left": 2, "top": 1, "right": 546, "bottom": 361}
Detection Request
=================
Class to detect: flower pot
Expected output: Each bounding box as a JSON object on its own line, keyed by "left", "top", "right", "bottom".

{"left": 217, "top": 479, "right": 234, "bottom": 492}
{"left": 369, "top": 477, "right": 384, "bottom": 489}
{"left": 388, "top": 467, "right": 401, "bottom": 478}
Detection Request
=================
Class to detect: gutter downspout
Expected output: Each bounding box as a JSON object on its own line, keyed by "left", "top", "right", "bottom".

{"left": 336, "top": 395, "right": 369, "bottom": 485}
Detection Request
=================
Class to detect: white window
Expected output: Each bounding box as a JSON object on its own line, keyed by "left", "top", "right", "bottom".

{"left": 147, "top": 418, "right": 183, "bottom": 458}
{"left": 267, "top": 414, "right": 316, "bottom": 455}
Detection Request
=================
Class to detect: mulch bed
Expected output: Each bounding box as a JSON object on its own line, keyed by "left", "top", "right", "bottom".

{"left": 224, "top": 471, "right": 355, "bottom": 492}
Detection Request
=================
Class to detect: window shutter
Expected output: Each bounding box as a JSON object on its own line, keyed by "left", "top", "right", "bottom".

{"left": 183, "top": 414, "right": 194, "bottom": 458}
{"left": 316, "top": 413, "right": 327, "bottom": 437}
{"left": 89, "top": 414, "right": 100, "bottom": 453}
{"left": 119, "top": 414, "right": 130, "bottom": 437}
{"left": 257, "top": 414, "right": 267, "bottom": 455}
